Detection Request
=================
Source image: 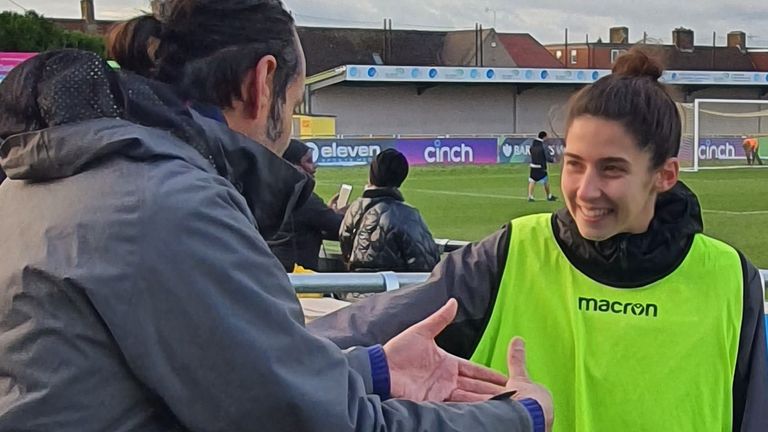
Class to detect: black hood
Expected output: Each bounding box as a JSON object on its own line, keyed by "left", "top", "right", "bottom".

{"left": 553, "top": 182, "right": 704, "bottom": 288}
{"left": 361, "top": 187, "right": 405, "bottom": 202}
{"left": 0, "top": 50, "right": 312, "bottom": 238}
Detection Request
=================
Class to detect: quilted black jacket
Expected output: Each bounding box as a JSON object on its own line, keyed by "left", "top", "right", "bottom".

{"left": 339, "top": 187, "right": 439, "bottom": 272}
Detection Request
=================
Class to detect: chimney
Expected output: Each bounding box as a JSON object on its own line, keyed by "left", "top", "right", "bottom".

{"left": 673, "top": 27, "right": 694, "bottom": 52}
{"left": 80, "top": 0, "right": 95, "bottom": 23}
{"left": 727, "top": 31, "right": 747, "bottom": 53}
{"left": 609, "top": 27, "right": 629, "bottom": 44}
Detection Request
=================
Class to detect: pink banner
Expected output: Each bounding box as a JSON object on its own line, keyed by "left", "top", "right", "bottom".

{"left": 0, "top": 52, "right": 36, "bottom": 81}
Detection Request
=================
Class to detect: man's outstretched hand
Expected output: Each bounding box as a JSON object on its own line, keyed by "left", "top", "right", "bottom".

{"left": 383, "top": 299, "right": 508, "bottom": 402}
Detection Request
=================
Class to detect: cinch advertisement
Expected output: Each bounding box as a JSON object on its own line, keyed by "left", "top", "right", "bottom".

{"left": 396, "top": 138, "right": 498, "bottom": 166}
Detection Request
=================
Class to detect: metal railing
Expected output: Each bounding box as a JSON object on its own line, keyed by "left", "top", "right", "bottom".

{"left": 291, "top": 272, "right": 429, "bottom": 295}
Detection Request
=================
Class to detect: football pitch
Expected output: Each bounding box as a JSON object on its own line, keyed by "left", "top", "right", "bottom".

{"left": 315, "top": 164, "right": 768, "bottom": 269}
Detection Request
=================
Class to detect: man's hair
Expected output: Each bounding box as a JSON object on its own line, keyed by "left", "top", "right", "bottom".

{"left": 108, "top": 0, "right": 301, "bottom": 143}
{"left": 538, "top": 131, "right": 547, "bottom": 139}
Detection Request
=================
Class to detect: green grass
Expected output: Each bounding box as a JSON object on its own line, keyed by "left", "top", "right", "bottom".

{"left": 315, "top": 164, "right": 768, "bottom": 269}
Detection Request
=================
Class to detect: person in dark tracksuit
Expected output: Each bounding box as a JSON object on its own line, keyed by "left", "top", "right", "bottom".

{"left": 528, "top": 131, "right": 557, "bottom": 202}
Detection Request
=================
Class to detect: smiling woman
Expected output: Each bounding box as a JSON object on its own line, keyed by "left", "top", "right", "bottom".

{"left": 309, "top": 46, "right": 768, "bottom": 432}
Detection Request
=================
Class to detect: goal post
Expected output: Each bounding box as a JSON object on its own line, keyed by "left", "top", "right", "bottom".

{"left": 679, "top": 98, "right": 768, "bottom": 172}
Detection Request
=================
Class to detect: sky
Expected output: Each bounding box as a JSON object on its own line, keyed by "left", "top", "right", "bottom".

{"left": 6, "top": 0, "right": 768, "bottom": 46}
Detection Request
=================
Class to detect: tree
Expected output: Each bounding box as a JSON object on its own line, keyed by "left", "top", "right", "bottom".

{"left": 60, "top": 29, "right": 105, "bottom": 54}
{"left": 0, "top": 11, "right": 104, "bottom": 56}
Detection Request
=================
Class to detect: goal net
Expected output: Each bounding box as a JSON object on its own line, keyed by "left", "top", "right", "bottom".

{"left": 679, "top": 99, "right": 768, "bottom": 171}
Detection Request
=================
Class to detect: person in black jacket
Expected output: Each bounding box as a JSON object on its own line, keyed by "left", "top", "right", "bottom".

{"left": 527, "top": 131, "right": 557, "bottom": 202}
{"left": 340, "top": 149, "right": 440, "bottom": 272}
{"left": 270, "top": 139, "right": 344, "bottom": 271}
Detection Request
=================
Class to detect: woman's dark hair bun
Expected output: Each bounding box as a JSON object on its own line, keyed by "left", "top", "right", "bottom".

{"left": 611, "top": 47, "right": 664, "bottom": 81}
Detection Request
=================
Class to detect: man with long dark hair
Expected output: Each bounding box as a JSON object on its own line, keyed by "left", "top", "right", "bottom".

{"left": 0, "top": 1, "right": 551, "bottom": 431}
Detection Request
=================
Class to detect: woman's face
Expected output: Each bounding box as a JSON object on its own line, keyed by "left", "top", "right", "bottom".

{"left": 562, "top": 115, "right": 678, "bottom": 241}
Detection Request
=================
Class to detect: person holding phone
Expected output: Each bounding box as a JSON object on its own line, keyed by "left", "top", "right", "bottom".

{"left": 339, "top": 149, "right": 440, "bottom": 273}
{"left": 528, "top": 131, "right": 557, "bottom": 202}
{"left": 269, "top": 139, "right": 346, "bottom": 271}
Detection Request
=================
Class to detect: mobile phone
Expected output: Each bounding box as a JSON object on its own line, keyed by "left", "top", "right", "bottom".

{"left": 337, "top": 184, "right": 353, "bottom": 208}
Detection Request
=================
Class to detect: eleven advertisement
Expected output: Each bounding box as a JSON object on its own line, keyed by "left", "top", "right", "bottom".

{"left": 304, "top": 138, "right": 500, "bottom": 167}
{"left": 303, "top": 139, "right": 396, "bottom": 167}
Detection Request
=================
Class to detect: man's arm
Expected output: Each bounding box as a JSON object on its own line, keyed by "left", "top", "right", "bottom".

{"left": 89, "top": 169, "right": 533, "bottom": 432}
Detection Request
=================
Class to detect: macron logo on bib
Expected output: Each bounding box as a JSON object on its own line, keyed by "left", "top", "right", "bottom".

{"left": 578, "top": 297, "right": 659, "bottom": 318}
